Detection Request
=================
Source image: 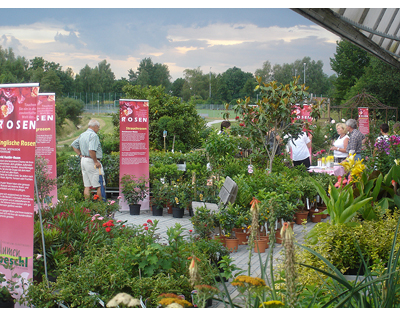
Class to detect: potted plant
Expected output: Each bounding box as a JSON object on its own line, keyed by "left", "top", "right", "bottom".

{"left": 0, "top": 273, "right": 20, "bottom": 308}
{"left": 151, "top": 180, "right": 168, "bottom": 216}
{"left": 215, "top": 203, "right": 240, "bottom": 252}
{"left": 168, "top": 182, "right": 188, "bottom": 218}
{"left": 120, "top": 175, "right": 148, "bottom": 215}
{"left": 190, "top": 206, "right": 217, "bottom": 239}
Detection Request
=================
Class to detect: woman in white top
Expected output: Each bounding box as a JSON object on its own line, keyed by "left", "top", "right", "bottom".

{"left": 330, "top": 122, "right": 349, "bottom": 163}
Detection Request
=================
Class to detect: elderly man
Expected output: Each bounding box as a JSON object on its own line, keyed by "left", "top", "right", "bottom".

{"left": 345, "top": 119, "right": 365, "bottom": 161}
{"left": 71, "top": 119, "right": 105, "bottom": 199}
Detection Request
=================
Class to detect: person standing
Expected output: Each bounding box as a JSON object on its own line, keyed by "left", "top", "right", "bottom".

{"left": 71, "top": 119, "right": 105, "bottom": 199}
{"left": 345, "top": 119, "right": 365, "bottom": 161}
{"left": 329, "top": 122, "right": 349, "bottom": 163}
{"left": 376, "top": 123, "right": 389, "bottom": 142}
{"left": 218, "top": 120, "right": 231, "bottom": 135}
{"left": 287, "top": 131, "right": 312, "bottom": 168}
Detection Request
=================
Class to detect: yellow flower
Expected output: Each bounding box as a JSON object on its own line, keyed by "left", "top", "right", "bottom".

{"left": 232, "top": 275, "right": 266, "bottom": 287}
{"left": 395, "top": 159, "right": 400, "bottom": 165}
{"left": 174, "top": 197, "right": 179, "bottom": 204}
{"left": 199, "top": 194, "right": 203, "bottom": 201}
{"left": 259, "top": 300, "right": 285, "bottom": 308}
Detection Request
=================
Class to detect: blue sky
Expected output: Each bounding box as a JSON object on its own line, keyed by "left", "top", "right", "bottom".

{"left": 0, "top": 7, "right": 341, "bottom": 81}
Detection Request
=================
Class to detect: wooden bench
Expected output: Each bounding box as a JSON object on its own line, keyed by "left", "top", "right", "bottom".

{"left": 191, "top": 176, "right": 238, "bottom": 214}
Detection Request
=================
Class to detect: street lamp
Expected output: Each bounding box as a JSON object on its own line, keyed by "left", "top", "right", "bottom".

{"left": 303, "top": 63, "right": 306, "bottom": 85}
{"left": 209, "top": 67, "right": 212, "bottom": 100}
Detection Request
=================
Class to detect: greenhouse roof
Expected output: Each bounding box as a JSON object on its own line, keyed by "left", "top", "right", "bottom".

{"left": 292, "top": 8, "right": 400, "bottom": 70}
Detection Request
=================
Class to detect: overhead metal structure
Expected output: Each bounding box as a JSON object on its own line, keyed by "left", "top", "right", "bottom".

{"left": 292, "top": 8, "right": 400, "bottom": 70}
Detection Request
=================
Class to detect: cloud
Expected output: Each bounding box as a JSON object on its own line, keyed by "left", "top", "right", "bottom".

{"left": 54, "top": 30, "right": 85, "bottom": 49}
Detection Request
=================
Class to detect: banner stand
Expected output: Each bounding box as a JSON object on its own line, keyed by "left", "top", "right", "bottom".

{"left": 34, "top": 175, "right": 49, "bottom": 287}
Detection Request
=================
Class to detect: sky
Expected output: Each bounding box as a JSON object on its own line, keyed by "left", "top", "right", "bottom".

{"left": 0, "top": 5, "right": 343, "bottom": 81}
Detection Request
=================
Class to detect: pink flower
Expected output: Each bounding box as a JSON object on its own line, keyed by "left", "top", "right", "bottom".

{"left": 117, "top": 196, "right": 122, "bottom": 200}
{"left": 108, "top": 200, "right": 115, "bottom": 205}
{"left": 144, "top": 227, "right": 149, "bottom": 231}
{"left": 117, "top": 220, "right": 122, "bottom": 223}
{"left": 97, "top": 217, "right": 104, "bottom": 221}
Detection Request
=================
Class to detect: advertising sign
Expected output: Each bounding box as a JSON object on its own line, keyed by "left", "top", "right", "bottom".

{"left": 119, "top": 99, "right": 149, "bottom": 211}
{"left": 358, "top": 107, "right": 370, "bottom": 135}
{"left": 35, "top": 93, "right": 57, "bottom": 207}
{"left": 0, "top": 83, "right": 39, "bottom": 293}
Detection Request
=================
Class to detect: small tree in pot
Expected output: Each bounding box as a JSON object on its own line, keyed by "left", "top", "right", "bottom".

{"left": 120, "top": 175, "right": 148, "bottom": 215}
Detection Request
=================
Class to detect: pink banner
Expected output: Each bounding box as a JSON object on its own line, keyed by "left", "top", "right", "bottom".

{"left": 35, "top": 93, "right": 57, "bottom": 207}
{"left": 119, "top": 99, "right": 149, "bottom": 211}
{"left": 0, "top": 83, "right": 39, "bottom": 292}
{"left": 358, "top": 107, "right": 370, "bottom": 135}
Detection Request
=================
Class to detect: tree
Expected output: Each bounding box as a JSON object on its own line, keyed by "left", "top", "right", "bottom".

{"left": 232, "top": 76, "right": 320, "bottom": 173}
{"left": 55, "top": 97, "right": 85, "bottom": 131}
{"left": 123, "top": 84, "right": 207, "bottom": 151}
{"left": 181, "top": 67, "right": 209, "bottom": 101}
{"left": 330, "top": 40, "right": 370, "bottom": 104}
{"left": 255, "top": 61, "right": 273, "bottom": 83}
{"left": 171, "top": 78, "right": 185, "bottom": 97}
{"left": 97, "top": 60, "right": 115, "bottom": 93}
{"left": 129, "top": 57, "right": 171, "bottom": 91}
{"left": 219, "top": 67, "right": 255, "bottom": 103}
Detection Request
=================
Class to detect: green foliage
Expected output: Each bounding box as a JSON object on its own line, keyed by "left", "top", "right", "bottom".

{"left": 55, "top": 97, "right": 85, "bottom": 133}
{"left": 123, "top": 84, "right": 207, "bottom": 152}
{"left": 190, "top": 206, "right": 217, "bottom": 239}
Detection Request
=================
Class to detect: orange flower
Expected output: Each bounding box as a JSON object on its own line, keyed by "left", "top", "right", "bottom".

{"left": 93, "top": 194, "right": 100, "bottom": 200}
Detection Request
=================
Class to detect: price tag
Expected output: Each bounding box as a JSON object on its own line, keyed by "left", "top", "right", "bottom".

{"left": 163, "top": 130, "right": 167, "bottom": 137}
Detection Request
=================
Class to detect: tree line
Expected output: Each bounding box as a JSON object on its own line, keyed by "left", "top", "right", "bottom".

{"left": 0, "top": 46, "right": 335, "bottom": 105}
{"left": 1, "top": 41, "right": 399, "bottom": 111}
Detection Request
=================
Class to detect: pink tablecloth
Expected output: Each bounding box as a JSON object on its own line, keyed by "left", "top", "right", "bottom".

{"left": 309, "top": 165, "right": 345, "bottom": 177}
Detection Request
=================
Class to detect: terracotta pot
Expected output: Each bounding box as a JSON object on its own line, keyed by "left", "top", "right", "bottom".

{"left": 236, "top": 231, "right": 248, "bottom": 245}
{"left": 232, "top": 228, "right": 242, "bottom": 233}
{"left": 294, "top": 211, "right": 309, "bottom": 225}
{"left": 214, "top": 235, "right": 226, "bottom": 246}
{"left": 167, "top": 202, "right": 173, "bottom": 214}
{"left": 310, "top": 209, "right": 322, "bottom": 223}
{"left": 319, "top": 206, "right": 328, "bottom": 219}
{"left": 254, "top": 238, "right": 268, "bottom": 253}
{"left": 225, "top": 238, "right": 239, "bottom": 252}
{"left": 275, "top": 229, "right": 282, "bottom": 244}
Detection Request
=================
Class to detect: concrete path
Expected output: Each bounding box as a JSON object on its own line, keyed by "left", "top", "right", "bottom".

{"left": 114, "top": 208, "right": 327, "bottom": 308}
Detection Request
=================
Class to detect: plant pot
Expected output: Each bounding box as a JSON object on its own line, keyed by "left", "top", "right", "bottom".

{"left": 275, "top": 229, "right": 282, "bottom": 244}
{"left": 167, "top": 202, "right": 173, "bottom": 214}
{"left": 152, "top": 205, "right": 163, "bottom": 216}
{"left": 310, "top": 209, "right": 322, "bottom": 223}
{"left": 129, "top": 203, "right": 141, "bottom": 215}
{"left": 214, "top": 235, "right": 226, "bottom": 246}
{"left": 236, "top": 231, "right": 248, "bottom": 245}
{"left": 0, "top": 299, "right": 14, "bottom": 308}
{"left": 319, "top": 206, "right": 328, "bottom": 219}
{"left": 225, "top": 238, "right": 239, "bottom": 252}
{"left": 172, "top": 207, "right": 184, "bottom": 218}
{"left": 254, "top": 238, "right": 268, "bottom": 253}
{"left": 294, "top": 211, "right": 309, "bottom": 225}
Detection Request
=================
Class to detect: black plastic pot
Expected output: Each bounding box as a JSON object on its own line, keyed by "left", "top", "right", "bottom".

{"left": 172, "top": 207, "right": 184, "bottom": 218}
{"left": 152, "top": 205, "right": 163, "bottom": 216}
{"left": 129, "top": 204, "right": 141, "bottom": 215}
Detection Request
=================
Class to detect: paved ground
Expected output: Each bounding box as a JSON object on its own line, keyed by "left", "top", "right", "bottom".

{"left": 114, "top": 208, "right": 328, "bottom": 308}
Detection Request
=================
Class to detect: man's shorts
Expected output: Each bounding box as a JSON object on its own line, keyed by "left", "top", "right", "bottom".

{"left": 81, "top": 157, "right": 105, "bottom": 188}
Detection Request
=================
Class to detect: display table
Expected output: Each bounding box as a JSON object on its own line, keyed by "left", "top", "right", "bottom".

{"left": 308, "top": 165, "right": 345, "bottom": 177}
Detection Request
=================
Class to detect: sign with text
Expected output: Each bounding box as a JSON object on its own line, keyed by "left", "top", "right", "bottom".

{"left": 35, "top": 93, "right": 57, "bottom": 207}
{"left": 358, "top": 107, "right": 370, "bottom": 135}
{"left": 119, "top": 99, "right": 149, "bottom": 211}
{"left": 0, "top": 83, "right": 39, "bottom": 291}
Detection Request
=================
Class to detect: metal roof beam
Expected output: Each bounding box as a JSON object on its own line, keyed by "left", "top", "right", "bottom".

{"left": 291, "top": 8, "right": 400, "bottom": 70}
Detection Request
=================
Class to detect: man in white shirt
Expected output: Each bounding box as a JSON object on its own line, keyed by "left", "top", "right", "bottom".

{"left": 286, "top": 132, "right": 312, "bottom": 168}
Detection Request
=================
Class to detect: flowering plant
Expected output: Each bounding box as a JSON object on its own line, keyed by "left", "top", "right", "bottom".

{"left": 373, "top": 135, "right": 400, "bottom": 174}
{"left": 340, "top": 154, "right": 366, "bottom": 183}
{"left": 120, "top": 175, "right": 148, "bottom": 205}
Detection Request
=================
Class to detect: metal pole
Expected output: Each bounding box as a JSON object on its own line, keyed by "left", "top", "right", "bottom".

{"left": 34, "top": 175, "right": 49, "bottom": 287}
{"left": 209, "top": 67, "right": 211, "bottom": 99}
{"left": 303, "top": 63, "right": 306, "bottom": 85}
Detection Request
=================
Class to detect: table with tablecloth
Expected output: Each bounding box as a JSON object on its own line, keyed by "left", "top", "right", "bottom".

{"left": 308, "top": 165, "right": 345, "bottom": 177}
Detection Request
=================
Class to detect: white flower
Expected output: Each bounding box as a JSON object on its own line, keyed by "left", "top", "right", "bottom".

{"left": 106, "top": 293, "right": 141, "bottom": 308}
{"left": 324, "top": 135, "right": 328, "bottom": 139}
{"left": 342, "top": 119, "right": 346, "bottom": 122}
{"left": 330, "top": 119, "right": 335, "bottom": 124}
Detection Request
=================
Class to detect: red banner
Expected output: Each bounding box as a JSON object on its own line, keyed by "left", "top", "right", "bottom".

{"left": 119, "top": 99, "right": 149, "bottom": 211}
{"left": 0, "top": 83, "right": 39, "bottom": 294}
{"left": 35, "top": 93, "right": 57, "bottom": 207}
{"left": 358, "top": 107, "right": 370, "bottom": 135}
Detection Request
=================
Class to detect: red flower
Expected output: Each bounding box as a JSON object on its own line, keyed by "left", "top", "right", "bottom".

{"left": 144, "top": 227, "right": 149, "bottom": 231}
{"left": 239, "top": 123, "right": 245, "bottom": 127}
{"left": 93, "top": 194, "right": 100, "bottom": 200}
{"left": 189, "top": 230, "right": 193, "bottom": 233}
{"left": 105, "top": 227, "right": 111, "bottom": 233}
{"left": 235, "top": 116, "right": 239, "bottom": 120}
{"left": 392, "top": 180, "right": 396, "bottom": 186}
{"left": 147, "top": 219, "right": 153, "bottom": 225}
{"left": 143, "top": 223, "right": 147, "bottom": 227}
